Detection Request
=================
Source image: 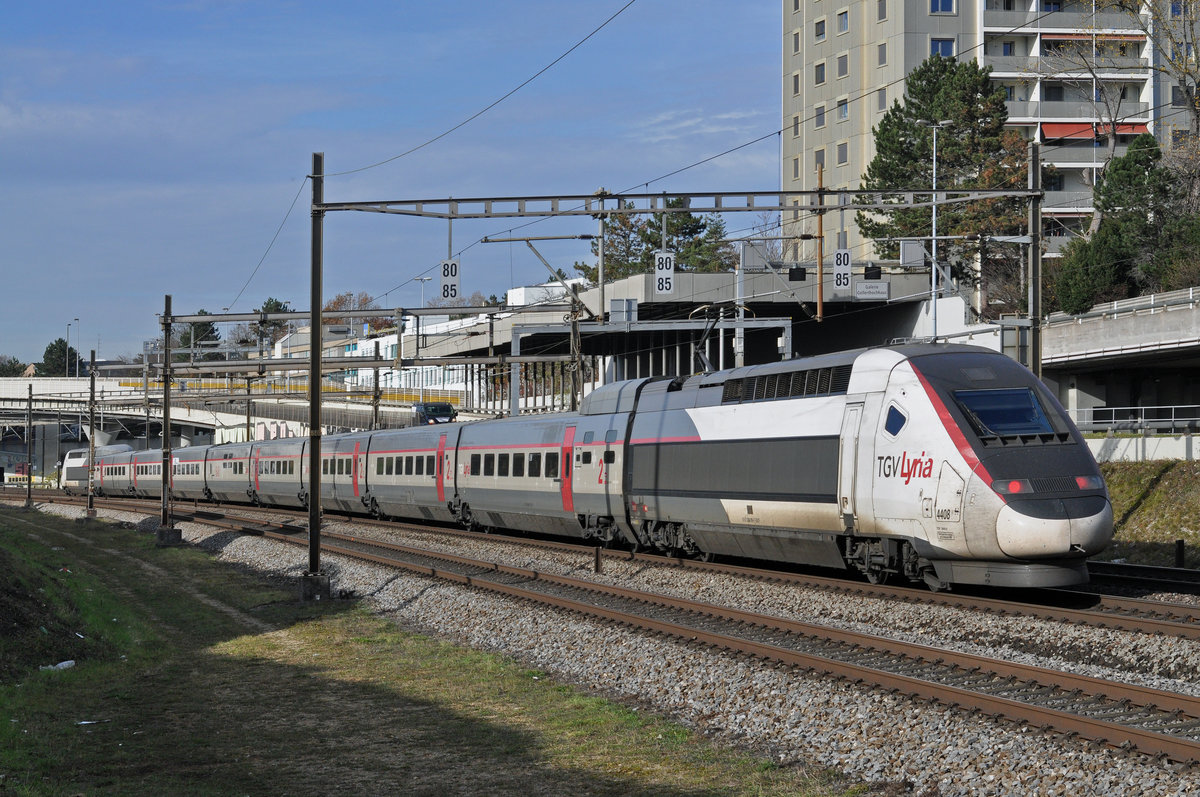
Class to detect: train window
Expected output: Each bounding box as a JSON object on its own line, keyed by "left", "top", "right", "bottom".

{"left": 415, "top": 456, "right": 425, "bottom": 476}
{"left": 605, "top": 429, "right": 618, "bottom": 443}
{"left": 512, "top": 453, "right": 525, "bottom": 477}
{"left": 377, "top": 459, "right": 384, "bottom": 476}
{"left": 545, "top": 452, "right": 559, "bottom": 479}
{"left": 484, "top": 454, "right": 495, "bottom": 476}
{"left": 954, "top": 388, "right": 1054, "bottom": 437}
{"left": 470, "top": 453, "right": 481, "bottom": 475}
{"left": 884, "top": 405, "right": 907, "bottom": 437}
{"left": 581, "top": 451, "right": 592, "bottom": 465}
{"left": 582, "top": 431, "right": 594, "bottom": 444}
{"left": 498, "top": 453, "right": 509, "bottom": 476}
{"left": 721, "top": 379, "right": 743, "bottom": 402}
{"left": 425, "top": 455, "right": 435, "bottom": 476}
{"left": 322, "top": 460, "right": 329, "bottom": 475}
{"left": 604, "top": 450, "right": 616, "bottom": 464}
{"left": 528, "top": 453, "right": 541, "bottom": 478}
{"left": 403, "top": 456, "right": 412, "bottom": 475}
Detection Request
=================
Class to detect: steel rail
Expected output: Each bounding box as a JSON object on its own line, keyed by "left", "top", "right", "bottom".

{"left": 23, "top": 495, "right": 1200, "bottom": 763}
{"left": 30, "top": 492, "right": 1200, "bottom": 641}
{"left": 298, "top": 532, "right": 1200, "bottom": 765}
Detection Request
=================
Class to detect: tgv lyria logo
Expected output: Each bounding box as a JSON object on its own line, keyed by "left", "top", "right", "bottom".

{"left": 876, "top": 452, "right": 934, "bottom": 485}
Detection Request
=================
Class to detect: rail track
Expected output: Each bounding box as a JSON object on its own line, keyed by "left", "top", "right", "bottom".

{"left": 17, "top": 492, "right": 1200, "bottom": 765}
{"left": 1085, "top": 560, "right": 1200, "bottom": 594}
{"left": 26, "top": 491, "right": 1200, "bottom": 644}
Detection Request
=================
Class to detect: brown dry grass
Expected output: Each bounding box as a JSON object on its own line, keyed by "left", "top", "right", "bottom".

{"left": 0, "top": 506, "right": 855, "bottom": 796}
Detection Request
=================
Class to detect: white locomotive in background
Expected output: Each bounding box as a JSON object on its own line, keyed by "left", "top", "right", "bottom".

{"left": 74, "top": 344, "right": 1112, "bottom": 590}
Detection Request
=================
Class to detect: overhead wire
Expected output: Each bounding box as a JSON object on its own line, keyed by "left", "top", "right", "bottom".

{"left": 227, "top": 0, "right": 640, "bottom": 312}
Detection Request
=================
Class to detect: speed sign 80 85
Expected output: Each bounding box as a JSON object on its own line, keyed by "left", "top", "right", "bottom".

{"left": 655, "top": 251, "right": 675, "bottom": 296}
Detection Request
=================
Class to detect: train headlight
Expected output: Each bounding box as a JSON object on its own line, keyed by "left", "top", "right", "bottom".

{"left": 992, "top": 478, "right": 1032, "bottom": 495}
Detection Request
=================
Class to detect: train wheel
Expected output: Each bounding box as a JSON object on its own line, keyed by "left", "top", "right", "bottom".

{"left": 864, "top": 567, "right": 890, "bottom": 586}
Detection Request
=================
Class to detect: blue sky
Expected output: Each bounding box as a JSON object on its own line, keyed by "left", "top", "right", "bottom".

{"left": 2, "top": 1, "right": 781, "bottom": 363}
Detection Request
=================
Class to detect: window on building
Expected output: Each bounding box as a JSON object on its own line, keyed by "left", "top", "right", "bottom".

{"left": 815, "top": 149, "right": 826, "bottom": 170}
{"left": 1044, "top": 172, "right": 1064, "bottom": 191}
{"left": 837, "top": 53, "right": 848, "bottom": 77}
{"left": 1004, "top": 85, "right": 1015, "bottom": 100}
{"left": 1043, "top": 1, "right": 1062, "bottom": 10}
{"left": 815, "top": 18, "right": 825, "bottom": 41}
{"left": 837, "top": 142, "right": 848, "bottom": 165}
{"left": 878, "top": 42, "right": 886, "bottom": 65}
{"left": 1173, "top": 85, "right": 1188, "bottom": 106}
{"left": 877, "top": 87, "right": 887, "bottom": 110}
{"left": 1044, "top": 84, "right": 1064, "bottom": 102}
{"left": 837, "top": 10, "right": 848, "bottom": 32}
{"left": 793, "top": 115, "right": 800, "bottom": 136}
{"left": 931, "top": 38, "right": 954, "bottom": 57}
{"left": 815, "top": 104, "right": 826, "bottom": 127}
{"left": 793, "top": 72, "right": 800, "bottom": 95}
{"left": 793, "top": 156, "right": 800, "bottom": 179}
{"left": 794, "top": 31, "right": 800, "bottom": 53}
{"left": 815, "top": 61, "right": 826, "bottom": 85}
{"left": 794, "top": 0, "right": 800, "bottom": 12}
{"left": 878, "top": 0, "right": 887, "bottom": 20}
{"left": 837, "top": 98, "right": 849, "bottom": 120}
{"left": 931, "top": 0, "right": 953, "bottom": 11}
{"left": 1002, "top": 41, "right": 1015, "bottom": 56}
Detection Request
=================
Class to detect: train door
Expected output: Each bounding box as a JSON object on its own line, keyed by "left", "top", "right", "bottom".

{"left": 838, "top": 403, "right": 863, "bottom": 530}
{"left": 560, "top": 425, "right": 575, "bottom": 513}
{"left": 933, "top": 462, "right": 968, "bottom": 552}
{"left": 436, "top": 433, "right": 448, "bottom": 503}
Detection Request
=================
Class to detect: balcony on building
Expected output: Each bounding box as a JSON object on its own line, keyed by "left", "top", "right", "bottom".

{"left": 983, "top": 6, "right": 1142, "bottom": 34}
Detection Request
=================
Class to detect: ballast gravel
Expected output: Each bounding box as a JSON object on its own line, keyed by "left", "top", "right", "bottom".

{"left": 23, "top": 501, "right": 1200, "bottom": 796}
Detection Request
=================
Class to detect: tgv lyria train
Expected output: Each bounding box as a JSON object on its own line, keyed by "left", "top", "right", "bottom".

{"left": 80, "top": 344, "right": 1113, "bottom": 590}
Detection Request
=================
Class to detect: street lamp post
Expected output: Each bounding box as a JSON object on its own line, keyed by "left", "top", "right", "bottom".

{"left": 920, "top": 121, "right": 951, "bottom": 341}
{"left": 65, "top": 321, "right": 71, "bottom": 377}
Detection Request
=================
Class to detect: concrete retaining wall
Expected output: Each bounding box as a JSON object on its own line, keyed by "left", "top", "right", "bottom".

{"left": 1088, "top": 435, "right": 1200, "bottom": 463}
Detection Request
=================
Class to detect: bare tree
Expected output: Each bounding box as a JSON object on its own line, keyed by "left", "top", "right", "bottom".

{"left": 1032, "top": 30, "right": 1143, "bottom": 234}
{"left": 1103, "top": 0, "right": 1200, "bottom": 137}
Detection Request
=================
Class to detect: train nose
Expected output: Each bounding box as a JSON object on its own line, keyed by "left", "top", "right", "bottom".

{"left": 995, "top": 496, "right": 1114, "bottom": 559}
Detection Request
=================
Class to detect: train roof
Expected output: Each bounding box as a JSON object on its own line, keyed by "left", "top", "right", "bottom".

{"left": 579, "top": 344, "right": 1000, "bottom": 415}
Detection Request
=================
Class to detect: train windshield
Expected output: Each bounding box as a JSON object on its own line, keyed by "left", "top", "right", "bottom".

{"left": 953, "top": 388, "right": 1054, "bottom": 437}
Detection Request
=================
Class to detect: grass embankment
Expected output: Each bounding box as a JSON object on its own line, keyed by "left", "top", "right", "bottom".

{"left": 0, "top": 507, "right": 855, "bottom": 797}
{"left": 1100, "top": 461, "right": 1200, "bottom": 566}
